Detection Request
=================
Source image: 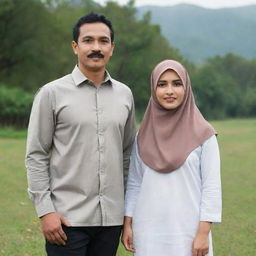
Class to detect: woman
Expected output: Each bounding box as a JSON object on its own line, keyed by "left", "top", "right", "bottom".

{"left": 122, "top": 60, "right": 222, "bottom": 256}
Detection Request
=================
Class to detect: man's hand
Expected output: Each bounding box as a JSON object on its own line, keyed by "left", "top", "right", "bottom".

{"left": 40, "top": 212, "right": 70, "bottom": 245}
{"left": 121, "top": 216, "right": 136, "bottom": 253}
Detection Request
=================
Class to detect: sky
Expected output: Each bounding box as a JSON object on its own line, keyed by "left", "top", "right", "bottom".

{"left": 94, "top": 0, "right": 256, "bottom": 8}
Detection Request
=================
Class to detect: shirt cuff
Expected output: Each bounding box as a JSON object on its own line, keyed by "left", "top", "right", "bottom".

{"left": 35, "top": 198, "right": 56, "bottom": 218}
{"left": 200, "top": 213, "right": 222, "bottom": 224}
{"left": 124, "top": 206, "right": 134, "bottom": 217}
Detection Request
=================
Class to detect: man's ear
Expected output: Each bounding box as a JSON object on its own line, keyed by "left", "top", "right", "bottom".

{"left": 72, "top": 41, "right": 78, "bottom": 55}
{"left": 110, "top": 42, "right": 115, "bottom": 57}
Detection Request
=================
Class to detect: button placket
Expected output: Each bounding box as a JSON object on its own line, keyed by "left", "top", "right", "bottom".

{"left": 96, "top": 87, "right": 107, "bottom": 224}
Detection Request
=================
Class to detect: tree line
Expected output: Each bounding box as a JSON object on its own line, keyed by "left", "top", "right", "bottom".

{"left": 0, "top": 0, "right": 255, "bottom": 128}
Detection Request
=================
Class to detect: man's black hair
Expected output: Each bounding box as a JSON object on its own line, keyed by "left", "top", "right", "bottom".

{"left": 73, "top": 12, "right": 114, "bottom": 43}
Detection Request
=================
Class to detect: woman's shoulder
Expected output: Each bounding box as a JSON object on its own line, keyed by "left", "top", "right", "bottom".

{"left": 202, "top": 134, "right": 218, "bottom": 147}
{"left": 188, "top": 135, "right": 218, "bottom": 160}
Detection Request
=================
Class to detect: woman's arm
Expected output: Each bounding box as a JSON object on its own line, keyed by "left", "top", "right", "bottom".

{"left": 192, "top": 135, "right": 222, "bottom": 255}
{"left": 200, "top": 135, "right": 222, "bottom": 223}
{"left": 122, "top": 140, "right": 144, "bottom": 252}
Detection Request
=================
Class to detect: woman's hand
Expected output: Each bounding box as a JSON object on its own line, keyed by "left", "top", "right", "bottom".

{"left": 121, "top": 216, "right": 136, "bottom": 253}
{"left": 192, "top": 221, "right": 212, "bottom": 256}
{"left": 192, "top": 232, "right": 209, "bottom": 256}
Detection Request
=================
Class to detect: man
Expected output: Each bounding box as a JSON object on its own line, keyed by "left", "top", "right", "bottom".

{"left": 25, "top": 12, "right": 136, "bottom": 256}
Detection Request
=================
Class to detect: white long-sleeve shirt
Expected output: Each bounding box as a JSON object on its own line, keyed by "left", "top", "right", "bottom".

{"left": 125, "top": 135, "right": 222, "bottom": 256}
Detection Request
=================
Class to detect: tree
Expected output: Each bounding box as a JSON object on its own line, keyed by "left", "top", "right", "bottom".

{"left": 193, "top": 54, "right": 256, "bottom": 119}
{"left": 99, "top": 1, "right": 183, "bottom": 116}
{"left": 0, "top": 0, "right": 61, "bottom": 89}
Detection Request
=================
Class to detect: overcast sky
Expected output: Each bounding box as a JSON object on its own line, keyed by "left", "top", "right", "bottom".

{"left": 94, "top": 0, "right": 256, "bottom": 8}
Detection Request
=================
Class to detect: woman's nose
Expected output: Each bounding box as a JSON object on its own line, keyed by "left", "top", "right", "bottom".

{"left": 166, "top": 84, "right": 174, "bottom": 94}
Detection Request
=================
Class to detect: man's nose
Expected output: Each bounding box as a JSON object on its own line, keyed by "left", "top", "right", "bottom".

{"left": 92, "top": 41, "right": 100, "bottom": 51}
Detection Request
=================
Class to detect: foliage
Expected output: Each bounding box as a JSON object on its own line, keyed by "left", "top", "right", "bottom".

{"left": 0, "top": 85, "right": 33, "bottom": 128}
{"left": 101, "top": 1, "right": 182, "bottom": 111}
{"left": 192, "top": 54, "right": 256, "bottom": 119}
{"left": 0, "top": 0, "right": 183, "bottom": 127}
{"left": 0, "top": 0, "right": 65, "bottom": 90}
{"left": 0, "top": 0, "right": 256, "bottom": 127}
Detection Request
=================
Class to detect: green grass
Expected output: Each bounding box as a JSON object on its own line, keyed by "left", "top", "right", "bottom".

{"left": 0, "top": 119, "right": 255, "bottom": 255}
{"left": 210, "top": 119, "right": 256, "bottom": 256}
{"left": 0, "top": 127, "right": 27, "bottom": 139}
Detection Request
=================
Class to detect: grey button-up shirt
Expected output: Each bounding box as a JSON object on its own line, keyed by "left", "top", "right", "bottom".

{"left": 25, "top": 66, "right": 136, "bottom": 226}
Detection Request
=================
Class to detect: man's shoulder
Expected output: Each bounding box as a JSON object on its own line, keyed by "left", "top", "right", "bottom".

{"left": 111, "top": 78, "right": 133, "bottom": 95}
{"left": 44, "top": 73, "right": 73, "bottom": 89}
{"left": 33, "top": 73, "right": 73, "bottom": 98}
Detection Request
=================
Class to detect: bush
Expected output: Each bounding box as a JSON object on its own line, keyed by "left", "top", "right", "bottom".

{"left": 0, "top": 84, "right": 33, "bottom": 128}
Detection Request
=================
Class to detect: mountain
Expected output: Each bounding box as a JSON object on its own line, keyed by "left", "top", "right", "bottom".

{"left": 137, "top": 4, "right": 256, "bottom": 63}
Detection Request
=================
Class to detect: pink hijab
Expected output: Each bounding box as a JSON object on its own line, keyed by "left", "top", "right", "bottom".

{"left": 137, "top": 59, "right": 216, "bottom": 173}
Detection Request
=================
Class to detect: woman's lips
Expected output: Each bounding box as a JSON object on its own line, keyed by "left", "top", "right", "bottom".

{"left": 164, "top": 97, "right": 176, "bottom": 103}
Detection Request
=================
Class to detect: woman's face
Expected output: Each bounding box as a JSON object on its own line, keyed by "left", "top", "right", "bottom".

{"left": 155, "top": 69, "right": 185, "bottom": 110}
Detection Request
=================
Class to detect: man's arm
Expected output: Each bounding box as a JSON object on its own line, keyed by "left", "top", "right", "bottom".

{"left": 25, "top": 86, "right": 69, "bottom": 245}
{"left": 25, "top": 86, "right": 55, "bottom": 216}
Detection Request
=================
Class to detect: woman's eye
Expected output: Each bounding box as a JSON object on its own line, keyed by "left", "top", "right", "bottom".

{"left": 174, "top": 82, "right": 183, "bottom": 87}
{"left": 157, "top": 83, "right": 166, "bottom": 87}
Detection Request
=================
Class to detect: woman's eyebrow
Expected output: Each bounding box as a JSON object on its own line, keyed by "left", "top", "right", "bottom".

{"left": 173, "top": 79, "right": 182, "bottom": 82}
{"left": 158, "top": 79, "right": 182, "bottom": 82}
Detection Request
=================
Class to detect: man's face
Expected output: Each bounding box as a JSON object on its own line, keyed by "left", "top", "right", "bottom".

{"left": 72, "top": 22, "right": 114, "bottom": 73}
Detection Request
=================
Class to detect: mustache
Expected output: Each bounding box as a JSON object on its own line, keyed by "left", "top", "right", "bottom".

{"left": 87, "top": 51, "right": 104, "bottom": 58}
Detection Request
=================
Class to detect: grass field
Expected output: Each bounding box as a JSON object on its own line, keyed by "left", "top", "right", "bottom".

{"left": 0, "top": 119, "right": 255, "bottom": 256}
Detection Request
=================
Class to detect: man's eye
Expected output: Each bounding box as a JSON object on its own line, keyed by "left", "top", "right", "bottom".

{"left": 83, "top": 39, "right": 92, "bottom": 43}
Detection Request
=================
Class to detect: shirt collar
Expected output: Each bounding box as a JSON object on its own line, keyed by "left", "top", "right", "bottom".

{"left": 72, "top": 65, "right": 113, "bottom": 87}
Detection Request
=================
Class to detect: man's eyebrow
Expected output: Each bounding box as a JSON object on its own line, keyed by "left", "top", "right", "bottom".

{"left": 81, "top": 35, "right": 110, "bottom": 38}
{"left": 81, "top": 35, "right": 93, "bottom": 39}
{"left": 99, "top": 36, "right": 111, "bottom": 40}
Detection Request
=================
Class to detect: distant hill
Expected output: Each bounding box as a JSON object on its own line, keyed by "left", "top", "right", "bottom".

{"left": 137, "top": 4, "right": 256, "bottom": 63}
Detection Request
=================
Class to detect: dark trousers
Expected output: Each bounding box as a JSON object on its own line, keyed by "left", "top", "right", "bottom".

{"left": 46, "top": 225, "right": 122, "bottom": 256}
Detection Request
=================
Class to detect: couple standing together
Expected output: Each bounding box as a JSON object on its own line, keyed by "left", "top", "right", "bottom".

{"left": 25, "top": 12, "right": 222, "bottom": 256}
